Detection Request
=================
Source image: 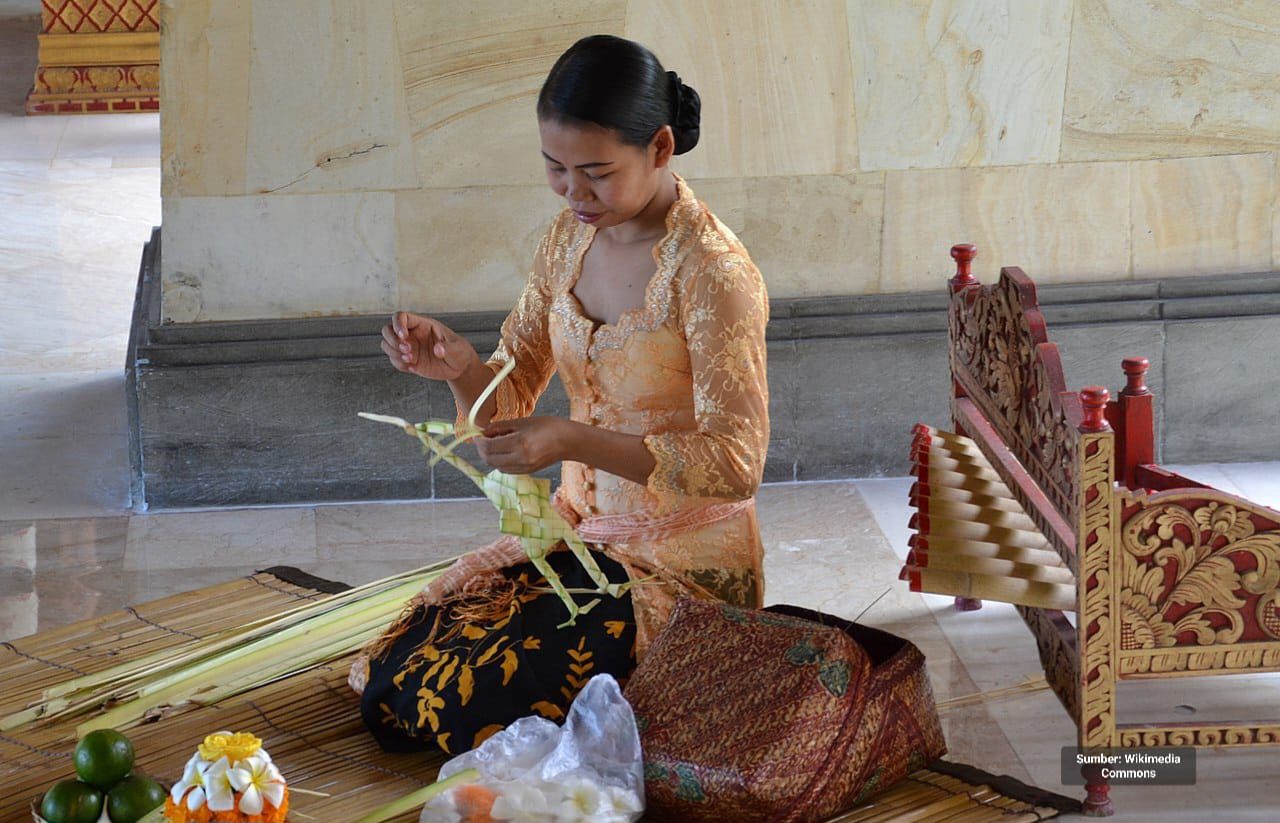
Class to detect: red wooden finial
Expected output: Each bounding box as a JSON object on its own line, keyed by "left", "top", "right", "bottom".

{"left": 950, "top": 243, "right": 977, "bottom": 292}
{"left": 1080, "top": 386, "right": 1111, "bottom": 432}
{"left": 1122, "top": 357, "right": 1150, "bottom": 396}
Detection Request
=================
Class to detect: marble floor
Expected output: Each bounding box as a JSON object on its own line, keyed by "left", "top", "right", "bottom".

{"left": 5, "top": 4, "right": 1280, "bottom": 818}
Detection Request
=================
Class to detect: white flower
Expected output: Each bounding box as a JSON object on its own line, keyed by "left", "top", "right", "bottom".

{"left": 168, "top": 754, "right": 235, "bottom": 812}
{"left": 490, "top": 781, "right": 556, "bottom": 822}
{"left": 228, "top": 754, "right": 286, "bottom": 816}
{"left": 557, "top": 778, "right": 604, "bottom": 819}
{"left": 170, "top": 754, "right": 209, "bottom": 809}
{"left": 551, "top": 780, "right": 643, "bottom": 823}
{"left": 203, "top": 757, "right": 236, "bottom": 812}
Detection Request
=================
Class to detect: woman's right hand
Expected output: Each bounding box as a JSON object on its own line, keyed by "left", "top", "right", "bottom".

{"left": 381, "top": 311, "right": 478, "bottom": 381}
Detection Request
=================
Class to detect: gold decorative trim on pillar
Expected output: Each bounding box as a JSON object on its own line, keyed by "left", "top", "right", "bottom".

{"left": 1077, "top": 422, "right": 1118, "bottom": 750}
{"left": 26, "top": 1, "right": 160, "bottom": 115}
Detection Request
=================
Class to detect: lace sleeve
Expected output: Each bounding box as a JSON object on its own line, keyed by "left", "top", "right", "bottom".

{"left": 457, "top": 227, "right": 558, "bottom": 427}
{"left": 645, "top": 248, "right": 770, "bottom": 509}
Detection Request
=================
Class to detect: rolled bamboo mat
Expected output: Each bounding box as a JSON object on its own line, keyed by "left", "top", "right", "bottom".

{"left": 2, "top": 568, "right": 1075, "bottom": 822}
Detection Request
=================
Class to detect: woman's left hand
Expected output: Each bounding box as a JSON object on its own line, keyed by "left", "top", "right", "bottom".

{"left": 477, "top": 417, "right": 574, "bottom": 475}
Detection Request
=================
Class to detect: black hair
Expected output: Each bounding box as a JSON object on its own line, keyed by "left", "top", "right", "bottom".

{"left": 537, "top": 34, "right": 701, "bottom": 155}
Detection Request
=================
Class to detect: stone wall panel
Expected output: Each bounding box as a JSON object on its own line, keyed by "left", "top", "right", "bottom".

{"left": 881, "top": 162, "right": 1131, "bottom": 293}
{"left": 848, "top": 0, "right": 1072, "bottom": 170}
{"left": 1131, "top": 153, "right": 1274, "bottom": 278}
{"left": 626, "top": 0, "right": 858, "bottom": 179}
{"left": 244, "top": 1, "right": 417, "bottom": 196}
{"left": 162, "top": 192, "right": 398, "bottom": 322}
{"left": 1063, "top": 0, "right": 1280, "bottom": 161}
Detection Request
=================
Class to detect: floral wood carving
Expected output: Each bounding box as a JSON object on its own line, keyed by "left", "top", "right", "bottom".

{"left": 1119, "top": 725, "right": 1280, "bottom": 748}
{"left": 950, "top": 268, "right": 1079, "bottom": 531}
{"left": 1119, "top": 495, "right": 1280, "bottom": 666}
{"left": 1079, "top": 432, "right": 1117, "bottom": 747}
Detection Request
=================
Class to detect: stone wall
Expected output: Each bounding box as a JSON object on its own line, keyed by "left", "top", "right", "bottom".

{"left": 158, "top": 0, "right": 1280, "bottom": 322}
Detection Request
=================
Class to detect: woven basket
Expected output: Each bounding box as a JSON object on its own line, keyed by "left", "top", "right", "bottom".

{"left": 624, "top": 599, "right": 946, "bottom": 823}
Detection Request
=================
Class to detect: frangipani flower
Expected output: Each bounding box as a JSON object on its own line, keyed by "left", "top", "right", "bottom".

{"left": 168, "top": 753, "right": 234, "bottom": 812}
{"left": 170, "top": 753, "right": 208, "bottom": 809}
{"left": 557, "top": 777, "right": 605, "bottom": 819}
{"left": 202, "top": 756, "right": 236, "bottom": 812}
{"left": 228, "top": 753, "right": 287, "bottom": 815}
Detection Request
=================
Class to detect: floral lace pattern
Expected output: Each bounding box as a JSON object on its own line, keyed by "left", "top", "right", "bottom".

{"left": 474, "top": 177, "right": 770, "bottom": 651}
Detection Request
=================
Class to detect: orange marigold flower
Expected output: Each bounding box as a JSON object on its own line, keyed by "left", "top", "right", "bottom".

{"left": 164, "top": 789, "right": 288, "bottom": 823}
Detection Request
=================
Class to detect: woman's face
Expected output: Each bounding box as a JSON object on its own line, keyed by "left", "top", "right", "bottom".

{"left": 538, "top": 118, "right": 671, "bottom": 231}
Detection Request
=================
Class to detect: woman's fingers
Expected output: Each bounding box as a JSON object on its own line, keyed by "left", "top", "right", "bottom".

{"left": 392, "top": 310, "right": 414, "bottom": 340}
{"left": 381, "top": 322, "right": 415, "bottom": 365}
{"left": 382, "top": 312, "right": 475, "bottom": 380}
{"left": 476, "top": 430, "right": 514, "bottom": 466}
{"left": 380, "top": 337, "right": 410, "bottom": 372}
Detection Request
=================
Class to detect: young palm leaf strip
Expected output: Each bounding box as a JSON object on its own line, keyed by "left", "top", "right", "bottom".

{"left": 1, "top": 562, "right": 459, "bottom": 737}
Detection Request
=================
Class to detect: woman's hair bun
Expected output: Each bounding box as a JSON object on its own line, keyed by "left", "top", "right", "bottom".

{"left": 667, "top": 71, "right": 701, "bottom": 155}
{"left": 538, "top": 35, "right": 702, "bottom": 156}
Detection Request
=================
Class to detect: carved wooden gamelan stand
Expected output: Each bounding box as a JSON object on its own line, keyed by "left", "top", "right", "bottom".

{"left": 902, "top": 244, "right": 1280, "bottom": 815}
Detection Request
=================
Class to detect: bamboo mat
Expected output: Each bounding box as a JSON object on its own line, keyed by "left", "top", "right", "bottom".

{"left": 2, "top": 568, "right": 1074, "bottom": 822}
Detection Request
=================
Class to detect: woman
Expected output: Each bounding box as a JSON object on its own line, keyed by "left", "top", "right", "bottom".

{"left": 353, "top": 34, "right": 770, "bottom": 755}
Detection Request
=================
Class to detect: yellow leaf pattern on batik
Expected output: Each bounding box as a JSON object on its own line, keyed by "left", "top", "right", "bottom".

{"left": 476, "top": 638, "right": 508, "bottom": 666}
{"left": 457, "top": 665, "right": 475, "bottom": 706}
{"left": 500, "top": 648, "right": 519, "bottom": 686}
{"left": 562, "top": 637, "right": 595, "bottom": 698}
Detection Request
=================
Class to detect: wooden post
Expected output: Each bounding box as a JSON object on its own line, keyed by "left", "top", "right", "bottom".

{"left": 949, "top": 243, "right": 983, "bottom": 612}
{"left": 1080, "top": 387, "right": 1110, "bottom": 433}
{"left": 1078, "top": 385, "right": 1116, "bottom": 817}
{"left": 950, "top": 243, "right": 977, "bottom": 293}
{"left": 1113, "top": 357, "right": 1154, "bottom": 490}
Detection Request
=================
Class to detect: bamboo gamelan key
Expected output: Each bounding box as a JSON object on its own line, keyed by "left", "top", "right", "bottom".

{"left": 900, "top": 425, "right": 1076, "bottom": 613}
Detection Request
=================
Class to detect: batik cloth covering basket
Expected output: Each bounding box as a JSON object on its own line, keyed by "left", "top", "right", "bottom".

{"left": 623, "top": 599, "right": 947, "bottom": 823}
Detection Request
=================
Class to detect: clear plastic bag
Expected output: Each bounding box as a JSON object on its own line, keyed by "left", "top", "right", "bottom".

{"left": 421, "top": 674, "right": 645, "bottom": 823}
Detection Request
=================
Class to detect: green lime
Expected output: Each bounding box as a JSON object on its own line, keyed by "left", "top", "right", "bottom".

{"left": 39, "top": 779, "right": 104, "bottom": 823}
{"left": 106, "top": 775, "right": 168, "bottom": 823}
{"left": 73, "top": 728, "right": 135, "bottom": 790}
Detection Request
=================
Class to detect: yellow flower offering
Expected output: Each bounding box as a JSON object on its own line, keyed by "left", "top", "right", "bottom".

{"left": 197, "top": 732, "right": 262, "bottom": 763}
{"left": 167, "top": 730, "right": 287, "bottom": 823}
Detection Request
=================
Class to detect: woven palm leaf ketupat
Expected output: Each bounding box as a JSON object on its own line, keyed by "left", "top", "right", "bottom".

{"left": 359, "top": 358, "right": 638, "bottom": 627}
